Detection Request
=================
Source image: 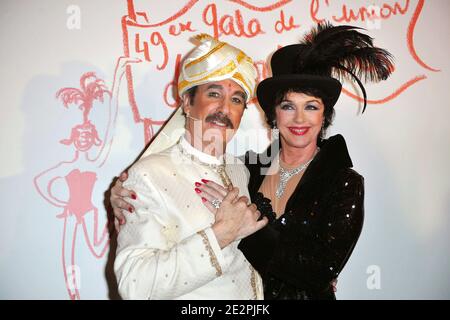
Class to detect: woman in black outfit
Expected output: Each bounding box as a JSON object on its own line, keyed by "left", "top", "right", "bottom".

{"left": 205, "top": 23, "right": 393, "bottom": 299}
{"left": 240, "top": 134, "right": 365, "bottom": 299}
{"left": 111, "top": 23, "right": 393, "bottom": 299}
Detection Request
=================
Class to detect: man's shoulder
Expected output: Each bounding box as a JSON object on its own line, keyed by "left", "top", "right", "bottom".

{"left": 225, "top": 152, "right": 246, "bottom": 166}
{"left": 131, "top": 146, "right": 176, "bottom": 174}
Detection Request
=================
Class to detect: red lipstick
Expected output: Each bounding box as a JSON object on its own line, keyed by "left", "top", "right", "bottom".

{"left": 288, "top": 127, "right": 310, "bottom": 136}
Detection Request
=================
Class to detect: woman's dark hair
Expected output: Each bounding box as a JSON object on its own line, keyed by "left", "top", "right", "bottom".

{"left": 265, "top": 86, "right": 335, "bottom": 142}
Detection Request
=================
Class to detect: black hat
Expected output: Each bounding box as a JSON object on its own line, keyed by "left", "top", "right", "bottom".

{"left": 257, "top": 23, "right": 394, "bottom": 113}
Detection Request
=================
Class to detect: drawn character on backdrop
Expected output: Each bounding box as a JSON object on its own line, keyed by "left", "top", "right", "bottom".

{"left": 34, "top": 57, "right": 140, "bottom": 300}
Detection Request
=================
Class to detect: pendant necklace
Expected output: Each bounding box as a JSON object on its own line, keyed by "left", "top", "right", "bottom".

{"left": 275, "top": 148, "right": 320, "bottom": 199}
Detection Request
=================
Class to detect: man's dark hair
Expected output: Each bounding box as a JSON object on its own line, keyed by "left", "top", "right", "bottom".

{"left": 186, "top": 86, "right": 198, "bottom": 105}
{"left": 184, "top": 85, "right": 247, "bottom": 109}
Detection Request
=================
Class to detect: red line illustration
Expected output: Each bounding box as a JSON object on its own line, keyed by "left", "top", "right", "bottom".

{"left": 122, "top": 4, "right": 172, "bottom": 144}
{"left": 34, "top": 57, "right": 140, "bottom": 300}
{"left": 125, "top": 0, "right": 199, "bottom": 28}
{"left": 228, "top": 0, "right": 292, "bottom": 12}
{"left": 407, "top": 0, "right": 440, "bottom": 72}
{"left": 309, "top": 0, "right": 440, "bottom": 106}
{"left": 123, "top": 0, "right": 441, "bottom": 142}
{"left": 342, "top": 75, "right": 427, "bottom": 105}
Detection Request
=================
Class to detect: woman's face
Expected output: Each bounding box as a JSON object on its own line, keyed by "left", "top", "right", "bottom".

{"left": 275, "top": 91, "right": 325, "bottom": 149}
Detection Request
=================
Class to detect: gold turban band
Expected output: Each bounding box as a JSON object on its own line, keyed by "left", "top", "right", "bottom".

{"left": 142, "top": 34, "right": 257, "bottom": 157}
{"left": 178, "top": 33, "right": 257, "bottom": 102}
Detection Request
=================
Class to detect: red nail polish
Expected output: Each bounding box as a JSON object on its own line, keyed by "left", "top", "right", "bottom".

{"left": 131, "top": 194, "right": 137, "bottom": 200}
{"left": 201, "top": 179, "right": 210, "bottom": 184}
{"left": 202, "top": 197, "right": 207, "bottom": 202}
{"left": 195, "top": 188, "right": 202, "bottom": 194}
{"left": 129, "top": 207, "right": 133, "bottom": 213}
{"left": 195, "top": 182, "right": 202, "bottom": 187}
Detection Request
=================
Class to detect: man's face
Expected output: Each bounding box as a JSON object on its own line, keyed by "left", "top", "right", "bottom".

{"left": 182, "top": 79, "right": 247, "bottom": 153}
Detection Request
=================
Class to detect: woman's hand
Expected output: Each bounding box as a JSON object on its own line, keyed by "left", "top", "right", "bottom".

{"left": 196, "top": 180, "right": 267, "bottom": 248}
{"left": 331, "top": 279, "right": 338, "bottom": 293}
{"left": 194, "top": 179, "right": 249, "bottom": 213}
{"left": 110, "top": 171, "right": 137, "bottom": 233}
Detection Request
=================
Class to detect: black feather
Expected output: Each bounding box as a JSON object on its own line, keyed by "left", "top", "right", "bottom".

{"left": 294, "top": 22, "right": 394, "bottom": 112}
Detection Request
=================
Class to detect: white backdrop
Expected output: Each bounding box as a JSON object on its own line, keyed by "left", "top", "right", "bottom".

{"left": 0, "top": 0, "right": 449, "bottom": 299}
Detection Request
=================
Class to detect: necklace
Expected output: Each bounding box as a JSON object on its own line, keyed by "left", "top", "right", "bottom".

{"left": 177, "top": 140, "right": 233, "bottom": 187}
{"left": 275, "top": 147, "right": 320, "bottom": 199}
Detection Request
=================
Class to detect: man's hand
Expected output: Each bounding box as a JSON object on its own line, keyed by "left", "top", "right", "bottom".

{"left": 211, "top": 187, "right": 268, "bottom": 248}
{"left": 331, "top": 278, "right": 338, "bottom": 293}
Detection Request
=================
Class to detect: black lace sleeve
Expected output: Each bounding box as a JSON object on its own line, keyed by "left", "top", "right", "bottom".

{"left": 238, "top": 192, "right": 279, "bottom": 275}
{"left": 267, "top": 169, "right": 365, "bottom": 290}
{"left": 253, "top": 192, "right": 277, "bottom": 223}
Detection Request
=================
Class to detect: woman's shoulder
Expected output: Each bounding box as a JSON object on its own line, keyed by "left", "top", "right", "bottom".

{"left": 330, "top": 167, "right": 364, "bottom": 197}
{"left": 335, "top": 167, "right": 364, "bottom": 184}
{"left": 339, "top": 167, "right": 364, "bottom": 180}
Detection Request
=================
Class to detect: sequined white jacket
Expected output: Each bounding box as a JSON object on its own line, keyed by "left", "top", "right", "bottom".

{"left": 114, "top": 137, "right": 263, "bottom": 300}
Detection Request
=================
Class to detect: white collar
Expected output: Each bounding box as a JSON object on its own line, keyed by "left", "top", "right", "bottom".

{"left": 179, "top": 135, "right": 225, "bottom": 165}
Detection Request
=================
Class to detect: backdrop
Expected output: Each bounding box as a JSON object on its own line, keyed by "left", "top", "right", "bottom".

{"left": 0, "top": 0, "right": 449, "bottom": 300}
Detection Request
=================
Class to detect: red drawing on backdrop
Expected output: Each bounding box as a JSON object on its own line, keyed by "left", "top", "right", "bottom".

{"left": 163, "top": 53, "right": 183, "bottom": 108}
{"left": 34, "top": 57, "right": 140, "bottom": 300}
{"left": 310, "top": 0, "right": 440, "bottom": 106}
{"left": 122, "top": 0, "right": 272, "bottom": 144}
{"left": 229, "top": 0, "right": 293, "bottom": 12}
{"left": 169, "top": 21, "right": 196, "bottom": 36}
{"left": 122, "top": 0, "right": 440, "bottom": 145}
{"left": 275, "top": 10, "right": 300, "bottom": 33}
{"left": 134, "top": 31, "right": 169, "bottom": 69}
{"left": 202, "top": 3, "right": 265, "bottom": 39}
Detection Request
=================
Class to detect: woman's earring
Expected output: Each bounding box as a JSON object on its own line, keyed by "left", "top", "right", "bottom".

{"left": 271, "top": 120, "right": 279, "bottom": 140}
{"left": 320, "top": 120, "right": 326, "bottom": 139}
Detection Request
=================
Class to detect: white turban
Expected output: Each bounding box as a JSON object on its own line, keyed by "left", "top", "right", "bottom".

{"left": 142, "top": 34, "right": 257, "bottom": 157}
{"left": 178, "top": 34, "right": 257, "bottom": 102}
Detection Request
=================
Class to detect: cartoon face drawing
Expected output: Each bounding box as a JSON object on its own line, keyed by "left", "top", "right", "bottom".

{"left": 60, "top": 121, "right": 102, "bottom": 152}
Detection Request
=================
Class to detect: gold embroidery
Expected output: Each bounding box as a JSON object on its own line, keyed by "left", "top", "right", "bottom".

{"left": 250, "top": 265, "right": 258, "bottom": 300}
{"left": 178, "top": 52, "right": 246, "bottom": 92}
{"left": 216, "top": 164, "right": 233, "bottom": 188}
{"left": 197, "top": 230, "right": 222, "bottom": 276}
{"left": 231, "top": 72, "right": 251, "bottom": 98}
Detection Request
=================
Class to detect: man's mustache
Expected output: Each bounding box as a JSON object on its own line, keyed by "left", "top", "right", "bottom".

{"left": 205, "top": 112, "right": 234, "bottom": 129}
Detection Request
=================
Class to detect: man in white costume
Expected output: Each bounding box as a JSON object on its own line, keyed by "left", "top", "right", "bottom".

{"left": 114, "top": 34, "right": 268, "bottom": 300}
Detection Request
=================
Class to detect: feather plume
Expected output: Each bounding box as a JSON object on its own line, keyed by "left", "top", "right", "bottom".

{"left": 295, "top": 22, "right": 394, "bottom": 112}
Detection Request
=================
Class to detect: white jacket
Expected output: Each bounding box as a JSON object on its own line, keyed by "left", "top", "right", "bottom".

{"left": 114, "top": 137, "right": 263, "bottom": 300}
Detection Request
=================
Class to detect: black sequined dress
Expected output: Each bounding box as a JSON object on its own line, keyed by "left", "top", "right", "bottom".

{"left": 239, "top": 134, "right": 364, "bottom": 300}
